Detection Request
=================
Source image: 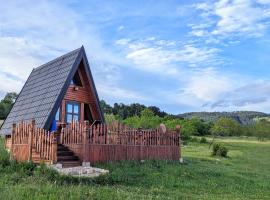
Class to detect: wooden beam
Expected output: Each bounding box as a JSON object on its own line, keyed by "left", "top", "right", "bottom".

{"left": 80, "top": 102, "right": 84, "bottom": 122}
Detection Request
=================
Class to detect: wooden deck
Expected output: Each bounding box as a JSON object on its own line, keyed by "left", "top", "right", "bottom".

{"left": 9, "top": 120, "right": 181, "bottom": 165}
{"left": 61, "top": 122, "right": 181, "bottom": 164}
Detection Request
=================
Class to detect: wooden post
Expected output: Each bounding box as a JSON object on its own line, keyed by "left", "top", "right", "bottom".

{"left": 176, "top": 125, "right": 181, "bottom": 159}
{"left": 51, "top": 134, "right": 58, "bottom": 164}
{"left": 10, "top": 123, "right": 16, "bottom": 160}
{"left": 83, "top": 121, "right": 89, "bottom": 163}
{"left": 80, "top": 103, "right": 84, "bottom": 122}
{"left": 28, "top": 120, "right": 35, "bottom": 162}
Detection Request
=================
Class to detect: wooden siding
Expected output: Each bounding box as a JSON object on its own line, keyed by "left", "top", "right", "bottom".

{"left": 60, "top": 62, "right": 102, "bottom": 123}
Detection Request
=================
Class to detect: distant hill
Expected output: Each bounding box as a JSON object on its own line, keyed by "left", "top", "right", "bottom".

{"left": 177, "top": 111, "right": 269, "bottom": 125}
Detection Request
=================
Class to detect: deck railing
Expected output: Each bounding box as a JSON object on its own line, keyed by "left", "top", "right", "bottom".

{"left": 11, "top": 120, "right": 57, "bottom": 163}
{"left": 10, "top": 120, "right": 181, "bottom": 165}
{"left": 60, "top": 121, "right": 181, "bottom": 164}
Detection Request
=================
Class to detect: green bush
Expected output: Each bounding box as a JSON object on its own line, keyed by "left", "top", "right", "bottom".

{"left": 0, "top": 147, "right": 10, "bottom": 167}
{"left": 219, "top": 146, "right": 228, "bottom": 157}
{"left": 190, "top": 137, "right": 199, "bottom": 142}
{"left": 212, "top": 143, "right": 228, "bottom": 157}
{"left": 212, "top": 143, "right": 220, "bottom": 156}
{"left": 200, "top": 137, "right": 207, "bottom": 143}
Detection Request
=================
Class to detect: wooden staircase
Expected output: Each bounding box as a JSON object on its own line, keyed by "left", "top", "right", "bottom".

{"left": 57, "top": 144, "right": 81, "bottom": 168}
{"left": 31, "top": 145, "right": 81, "bottom": 167}
{"left": 31, "top": 149, "right": 51, "bottom": 165}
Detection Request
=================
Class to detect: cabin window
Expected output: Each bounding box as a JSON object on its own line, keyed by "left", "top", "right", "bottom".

{"left": 70, "top": 71, "right": 82, "bottom": 86}
{"left": 66, "top": 102, "right": 80, "bottom": 123}
{"left": 55, "top": 107, "right": 60, "bottom": 121}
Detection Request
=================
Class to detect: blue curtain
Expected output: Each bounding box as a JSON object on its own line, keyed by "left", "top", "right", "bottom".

{"left": 51, "top": 119, "right": 57, "bottom": 132}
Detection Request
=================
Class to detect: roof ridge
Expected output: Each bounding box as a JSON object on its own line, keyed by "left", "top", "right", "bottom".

{"left": 34, "top": 47, "right": 82, "bottom": 71}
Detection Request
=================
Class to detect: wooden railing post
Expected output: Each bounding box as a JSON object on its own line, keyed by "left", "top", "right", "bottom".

{"left": 28, "top": 120, "right": 35, "bottom": 162}
{"left": 10, "top": 123, "right": 16, "bottom": 160}
{"left": 83, "top": 121, "right": 89, "bottom": 163}
{"left": 176, "top": 125, "right": 181, "bottom": 159}
{"left": 51, "top": 134, "right": 58, "bottom": 164}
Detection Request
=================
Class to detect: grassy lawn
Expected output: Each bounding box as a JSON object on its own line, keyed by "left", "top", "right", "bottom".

{"left": 0, "top": 137, "right": 269, "bottom": 200}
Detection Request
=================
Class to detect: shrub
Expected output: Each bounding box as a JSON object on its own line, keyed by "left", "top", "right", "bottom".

{"left": 212, "top": 143, "right": 220, "bottom": 156}
{"left": 190, "top": 137, "right": 199, "bottom": 142}
{"left": 182, "top": 140, "right": 188, "bottom": 145}
{"left": 200, "top": 137, "right": 207, "bottom": 143}
{"left": 212, "top": 143, "right": 228, "bottom": 157}
{"left": 219, "top": 146, "right": 228, "bottom": 157}
{"left": 0, "top": 148, "right": 10, "bottom": 167}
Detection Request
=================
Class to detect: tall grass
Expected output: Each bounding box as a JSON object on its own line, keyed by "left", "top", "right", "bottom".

{"left": 0, "top": 137, "right": 269, "bottom": 199}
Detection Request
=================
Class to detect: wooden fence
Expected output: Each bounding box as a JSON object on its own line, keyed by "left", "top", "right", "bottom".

{"left": 10, "top": 120, "right": 181, "bottom": 165}
{"left": 60, "top": 121, "right": 181, "bottom": 164}
{"left": 11, "top": 120, "right": 57, "bottom": 163}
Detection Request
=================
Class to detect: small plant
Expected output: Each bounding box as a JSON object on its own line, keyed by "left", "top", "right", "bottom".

{"left": 190, "top": 137, "right": 199, "bottom": 142}
{"left": 0, "top": 148, "right": 10, "bottom": 167}
{"left": 200, "top": 137, "right": 207, "bottom": 143}
{"left": 212, "top": 143, "right": 228, "bottom": 157}
{"left": 182, "top": 140, "right": 188, "bottom": 145}
{"left": 219, "top": 146, "right": 228, "bottom": 157}
{"left": 212, "top": 143, "right": 220, "bottom": 156}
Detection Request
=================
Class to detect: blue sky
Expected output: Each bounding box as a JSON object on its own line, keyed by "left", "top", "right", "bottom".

{"left": 1, "top": 0, "right": 270, "bottom": 114}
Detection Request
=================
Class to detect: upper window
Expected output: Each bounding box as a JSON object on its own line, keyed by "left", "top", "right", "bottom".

{"left": 66, "top": 102, "right": 80, "bottom": 123}
{"left": 55, "top": 107, "right": 60, "bottom": 121}
{"left": 70, "top": 71, "right": 82, "bottom": 86}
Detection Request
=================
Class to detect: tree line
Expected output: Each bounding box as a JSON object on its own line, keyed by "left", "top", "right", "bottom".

{"left": 100, "top": 100, "right": 270, "bottom": 140}
{"left": 0, "top": 93, "right": 269, "bottom": 140}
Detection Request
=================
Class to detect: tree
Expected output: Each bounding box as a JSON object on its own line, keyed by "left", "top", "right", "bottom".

{"left": 253, "top": 119, "right": 270, "bottom": 141}
{"left": 211, "top": 117, "right": 242, "bottom": 136}
{"left": 0, "top": 92, "right": 18, "bottom": 119}
{"left": 123, "top": 109, "right": 162, "bottom": 129}
{"left": 99, "top": 100, "right": 113, "bottom": 114}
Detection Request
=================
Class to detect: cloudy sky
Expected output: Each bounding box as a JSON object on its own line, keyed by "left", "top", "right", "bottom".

{"left": 1, "top": 0, "right": 270, "bottom": 114}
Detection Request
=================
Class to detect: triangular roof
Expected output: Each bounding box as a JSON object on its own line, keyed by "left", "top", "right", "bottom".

{"left": 0, "top": 46, "right": 104, "bottom": 135}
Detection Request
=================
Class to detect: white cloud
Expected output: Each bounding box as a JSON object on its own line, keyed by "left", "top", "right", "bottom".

{"left": 0, "top": 0, "right": 134, "bottom": 103}
{"left": 0, "top": 37, "right": 36, "bottom": 78}
{"left": 183, "top": 68, "right": 234, "bottom": 102}
{"left": 257, "top": 0, "right": 270, "bottom": 5}
{"left": 208, "top": 81, "right": 270, "bottom": 110}
{"left": 116, "top": 38, "right": 220, "bottom": 74}
{"left": 0, "top": 72, "right": 24, "bottom": 94}
{"left": 117, "top": 25, "right": 125, "bottom": 31}
{"left": 194, "top": 0, "right": 270, "bottom": 38}
{"left": 115, "top": 39, "right": 131, "bottom": 46}
{"left": 126, "top": 47, "right": 179, "bottom": 75}
{"left": 98, "top": 84, "right": 148, "bottom": 102}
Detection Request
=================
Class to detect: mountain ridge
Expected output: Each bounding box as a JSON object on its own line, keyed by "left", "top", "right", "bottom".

{"left": 177, "top": 111, "right": 269, "bottom": 125}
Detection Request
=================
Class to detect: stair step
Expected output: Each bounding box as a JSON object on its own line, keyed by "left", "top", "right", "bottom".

{"left": 57, "top": 146, "right": 69, "bottom": 151}
{"left": 57, "top": 155, "right": 79, "bottom": 161}
{"left": 57, "top": 151, "right": 74, "bottom": 156}
{"left": 61, "top": 161, "right": 81, "bottom": 168}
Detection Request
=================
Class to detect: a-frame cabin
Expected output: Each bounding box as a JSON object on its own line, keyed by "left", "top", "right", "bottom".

{"left": 0, "top": 46, "right": 181, "bottom": 167}
{"left": 1, "top": 46, "right": 104, "bottom": 149}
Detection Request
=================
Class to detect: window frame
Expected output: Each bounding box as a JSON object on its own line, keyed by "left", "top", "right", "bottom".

{"left": 66, "top": 101, "right": 80, "bottom": 123}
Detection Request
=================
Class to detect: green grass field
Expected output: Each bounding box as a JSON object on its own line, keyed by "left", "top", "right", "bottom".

{"left": 0, "top": 137, "right": 269, "bottom": 200}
